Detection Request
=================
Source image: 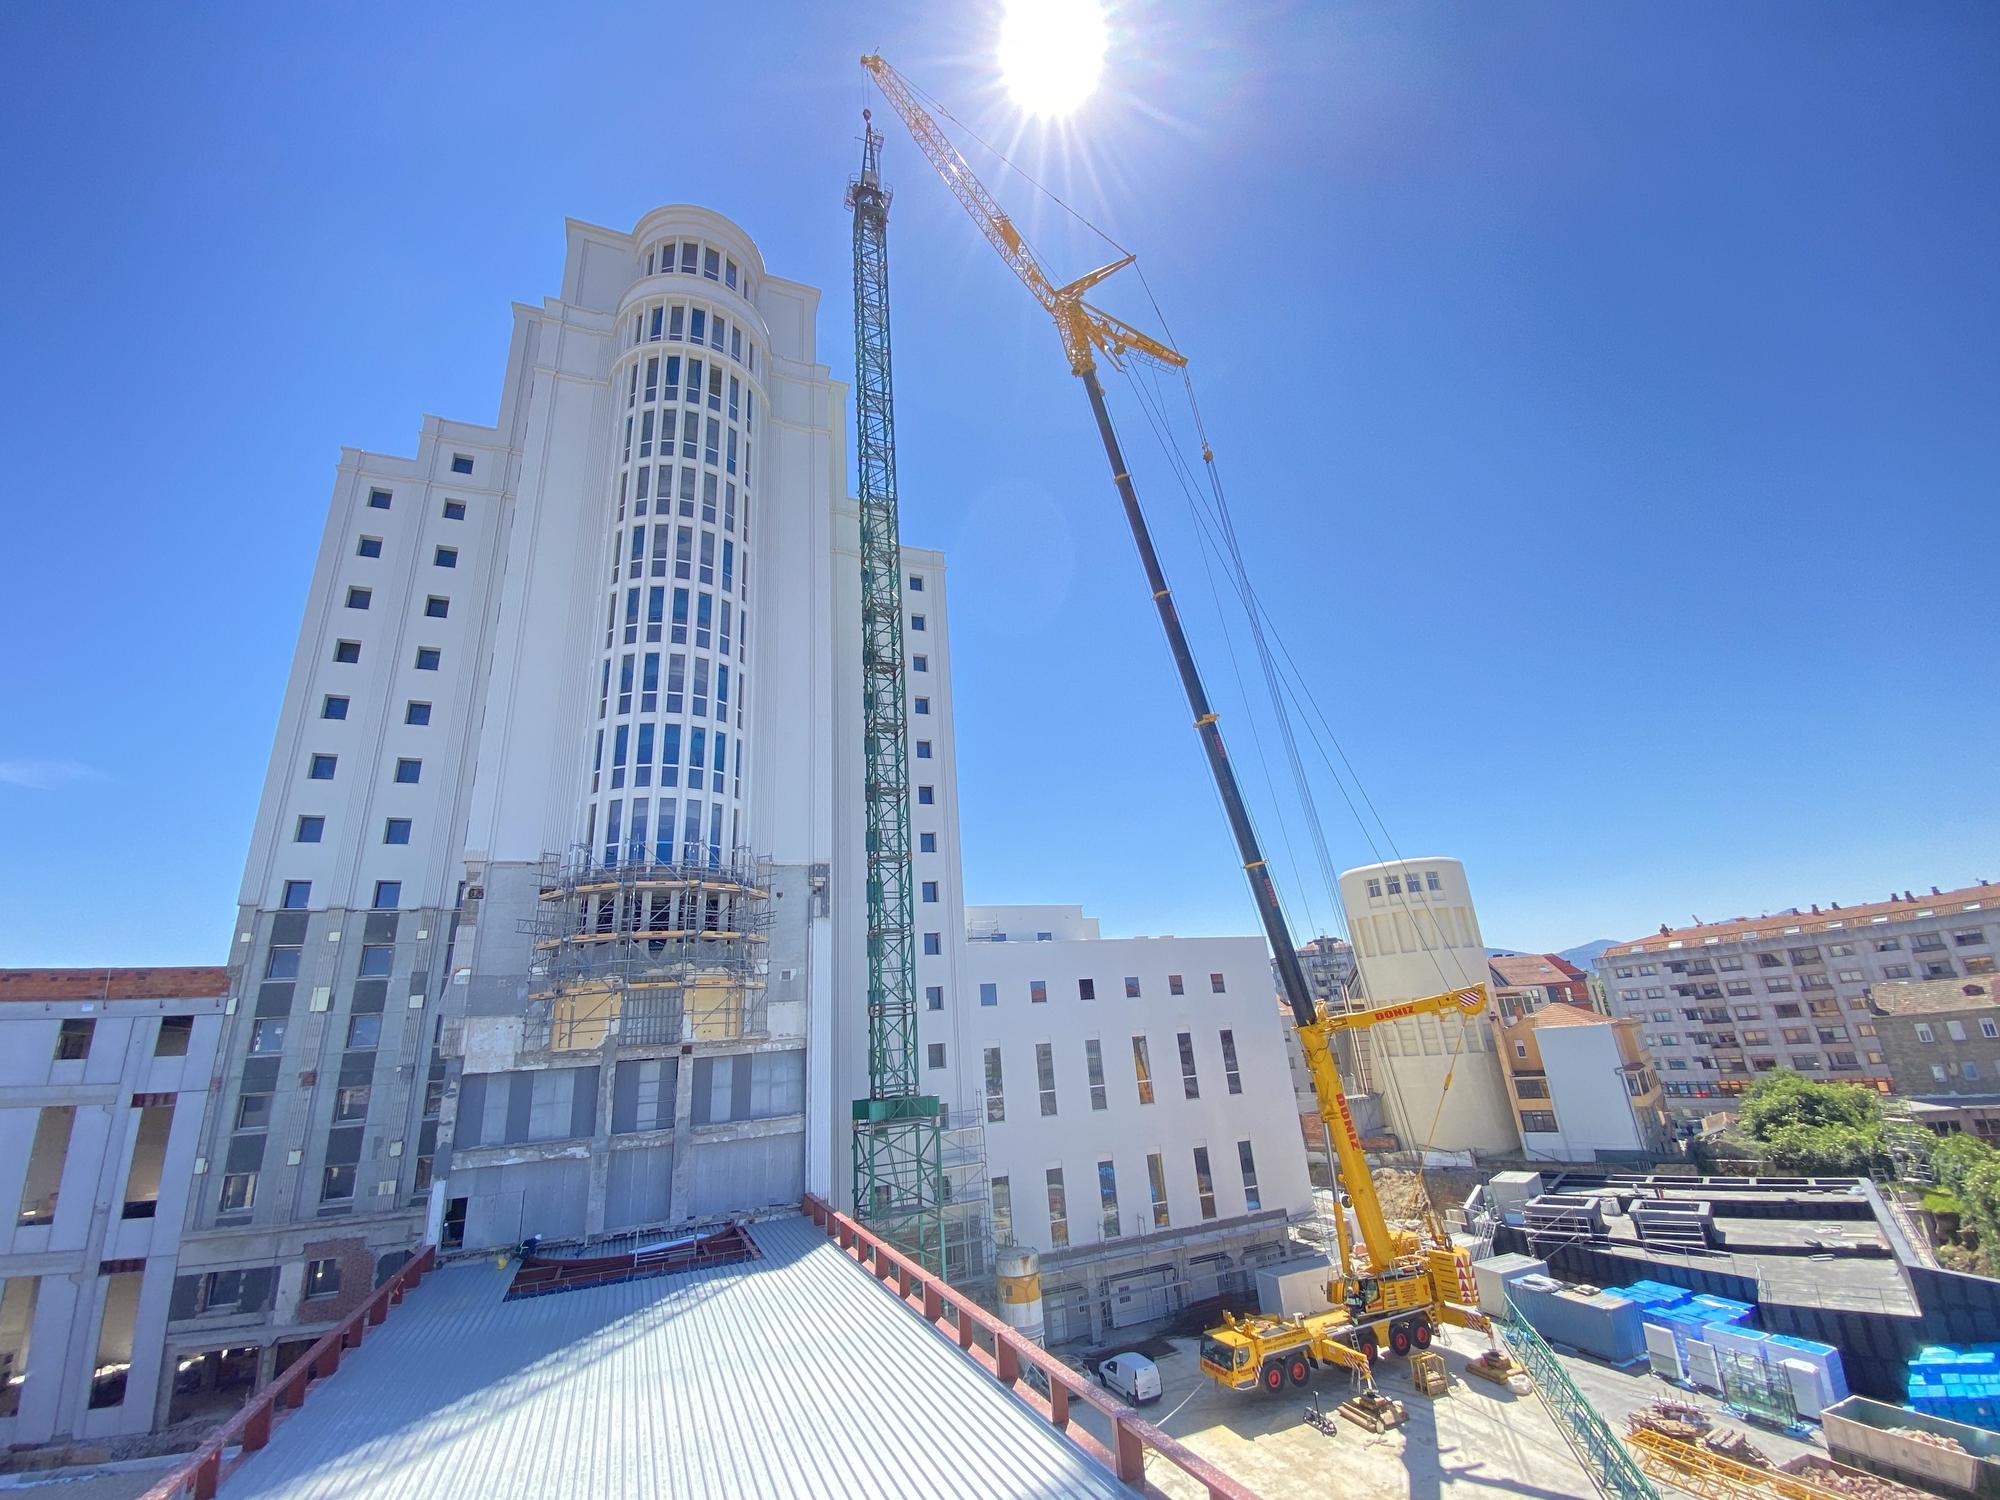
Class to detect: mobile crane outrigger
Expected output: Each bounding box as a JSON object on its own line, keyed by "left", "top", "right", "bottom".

{"left": 858, "top": 53, "right": 1517, "bottom": 1410}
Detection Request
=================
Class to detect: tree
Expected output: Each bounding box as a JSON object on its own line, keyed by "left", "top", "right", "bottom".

{"left": 1926, "top": 1131, "right": 2000, "bottom": 1277}
{"left": 1759, "top": 1120, "right": 1883, "bottom": 1175}
{"left": 1738, "top": 1070, "right": 1881, "bottom": 1142}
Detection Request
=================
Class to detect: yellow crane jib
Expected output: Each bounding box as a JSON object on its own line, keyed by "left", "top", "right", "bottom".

{"left": 859, "top": 54, "right": 1187, "bottom": 377}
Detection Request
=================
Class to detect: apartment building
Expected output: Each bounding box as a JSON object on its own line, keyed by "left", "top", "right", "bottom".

{"left": 1599, "top": 881, "right": 2000, "bottom": 1116}
{"left": 1487, "top": 952, "right": 1595, "bottom": 1021}
{"left": 1871, "top": 978, "right": 2000, "bottom": 1145}
{"left": 0, "top": 969, "right": 225, "bottom": 1444}
{"left": 956, "top": 907, "right": 1312, "bottom": 1345}
{"left": 1491, "top": 1002, "right": 1668, "bottom": 1164}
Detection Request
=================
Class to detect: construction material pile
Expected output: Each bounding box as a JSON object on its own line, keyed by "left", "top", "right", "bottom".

{"left": 1374, "top": 1169, "right": 1430, "bottom": 1222}
{"left": 1703, "top": 1428, "right": 1772, "bottom": 1468}
{"left": 1886, "top": 1426, "right": 1968, "bottom": 1454}
{"left": 1906, "top": 1343, "right": 2000, "bottom": 1429}
{"left": 1778, "top": 1453, "right": 1932, "bottom": 1500}
{"left": 1626, "top": 1399, "right": 1712, "bottom": 1443}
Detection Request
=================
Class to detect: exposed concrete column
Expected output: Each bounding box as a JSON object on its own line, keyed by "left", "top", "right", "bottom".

{"left": 667, "top": 1047, "right": 699, "bottom": 1224}
{"left": 583, "top": 1037, "right": 619, "bottom": 1236}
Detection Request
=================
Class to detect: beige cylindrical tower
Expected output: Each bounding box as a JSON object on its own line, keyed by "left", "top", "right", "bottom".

{"left": 1338, "top": 857, "right": 1520, "bottom": 1155}
{"left": 995, "top": 1245, "right": 1045, "bottom": 1344}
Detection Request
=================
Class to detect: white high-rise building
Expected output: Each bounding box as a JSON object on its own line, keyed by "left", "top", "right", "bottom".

{"left": 173, "top": 206, "right": 962, "bottom": 1387}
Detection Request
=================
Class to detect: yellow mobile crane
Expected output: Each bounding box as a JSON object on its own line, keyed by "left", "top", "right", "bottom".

{"left": 859, "top": 53, "right": 1507, "bottom": 1404}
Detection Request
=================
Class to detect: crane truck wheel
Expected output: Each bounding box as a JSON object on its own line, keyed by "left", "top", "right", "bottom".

{"left": 1389, "top": 1323, "right": 1413, "bottom": 1357}
{"left": 1354, "top": 1330, "right": 1378, "bottom": 1361}
{"left": 1412, "top": 1318, "right": 1433, "bottom": 1350}
{"left": 1286, "top": 1355, "right": 1311, "bottom": 1387}
{"left": 1261, "top": 1359, "right": 1286, "bottom": 1394}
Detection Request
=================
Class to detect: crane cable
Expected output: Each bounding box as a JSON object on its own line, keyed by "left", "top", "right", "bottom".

{"left": 917, "top": 97, "right": 1492, "bottom": 1228}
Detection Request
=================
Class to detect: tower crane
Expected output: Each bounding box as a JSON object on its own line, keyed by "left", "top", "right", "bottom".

{"left": 859, "top": 53, "right": 1507, "bottom": 1397}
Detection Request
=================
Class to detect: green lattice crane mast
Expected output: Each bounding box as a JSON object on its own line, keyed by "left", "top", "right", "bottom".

{"left": 846, "top": 112, "right": 947, "bottom": 1273}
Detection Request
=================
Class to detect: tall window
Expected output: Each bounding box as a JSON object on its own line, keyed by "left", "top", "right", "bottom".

{"left": 1124, "top": 976, "right": 1141, "bottom": 999}
{"left": 1146, "top": 1153, "right": 1170, "bottom": 1229}
{"left": 1045, "top": 1167, "right": 1068, "bottom": 1249}
{"left": 1098, "top": 1160, "right": 1121, "bottom": 1240}
{"left": 1219, "top": 1029, "right": 1243, "bottom": 1094}
{"left": 1192, "top": 1147, "right": 1218, "bottom": 1220}
{"left": 1177, "top": 1031, "right": 1200, "bottom": 1099}
{"left": 1168, "top": 974, "right": 1185, "bottom": 996}
{"left": 991, "top": 1176, "right": 1012, "bottom": 1244}
{"left": 1131, "top": 1036, "right": 1155, "bottom": 1105}
{"left": 1209, "top": 972, "right": 1227, "bottom": 994}
{"left": 1084, "top": 1039, "right": 1107, "bottom": 1110}
{"left": 983, "top": 1047, "right": 1005, "bottom": 1124}
{"left": 1238, "top": 1140, "right": 1262, "bottom": 1212}
{"left": 1035, "top": 1042, "right": 1057, "bottom": 1117}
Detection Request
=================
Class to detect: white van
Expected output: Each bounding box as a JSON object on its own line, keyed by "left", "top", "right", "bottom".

{"left": 1096, "top": 1352, "right": 1162, "bottom": 1405}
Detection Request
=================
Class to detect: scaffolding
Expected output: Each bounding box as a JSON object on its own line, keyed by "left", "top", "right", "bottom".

{"left": 520, "top": 843, "right": 772, "bottom": 1054}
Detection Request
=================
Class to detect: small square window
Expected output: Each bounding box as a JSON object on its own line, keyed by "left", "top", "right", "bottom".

{"left": 265, "top": 947, "right": 301, "bottom": 980}
{"left": 415, "top": 648, "right": 441, "bottom": 670}
{"left": 927, "top": 1042, "right": 946, "bottom": 1069}
{"left": 921, "top": 880, "right": 939, "bottom": 902}
{"left": 320, "top": 1163, "right": 357, "bottom": 1202}
{"left": 281, "top": 880, "right": 312, "bottom": 910}
{"left": 356, "top": 536, "right": 382, "bottom": 558}
{"left": 358, "top": 944, "right": 393, "bottom": 978}
{"left": 219, "top": 1172, "right": 257, "bottom": 1212}
{"left": 925, "top": 985, "right": 944, "bottom": 1011}
{"left": 450, "top": 453, "right": 474, "bottom": 475}
{"left": 911, "top": 654, "right": 928, "bottom": 672}
{"left": 322, "top": 695, "right": 349, "bottom": 720}
{"left": 347, "top": 1014, "right": 382, "bottom": 1049}
{"left": 424, "top": 596, "right": 449, "bottom": 619}
{"left": 333, "top": 639, "right": 361, "bottom": 664}
{"left": 346, "top": 586, "right": 371, "bottom": 610}
{"left": 372, "top": 880, "right": 401, "bottom": 910}
{"left": 979, "top": 982, "right": 997, "bottom": 1007}
{"left": 394, "top": 758, "right": 422, "bottom": 784}
{"left": 919, "top": 832, "right": 937, "bottom": 853}
{"left": 443, "top": 499, "right": 466, "bottom": 521}
{"left": 405, "top": 701, "right": 432, "bottom": 725}
{"left": 923, "top": 932, "right": 941, "bottom": 956}
{"left": 309, "top": 753, "right": 338, "bottom": 780}
{"left": 909, "top": 575, "right": 924, "bottom": 592}
{"left": 910, "top": 614, "right": 926, "bottom": 631}
{"left": 1031, "top": 980, "right": 1048, "bottom": 1004}
{"left": 367, "top": 488, "right": 392, "bottom": 510}
{"left": 384, "top": 818, "right": 412, "bottom": 845}
{"left": 914, "top": 697, "right": 930, "bottom": 715}
{"left": 235, "top": 1093, "right": 271, "bottom": 1130}
{"left": 1078, "top": 978, "right": 1096, "bottom": 1000}
{"left": 249, "top": 1018, "right": 287, "bottom": 1053}
{"left": 434, "top": 546, "right": 458, "bottom": 568}
{"left": 917, "top": 785, "right": 934, "bottom": 805}
{"left": 915, "top": 740, "right": 932, "bottom": 759}
{"left": 333, "top": 1085, "right": 370, "bottom": 1123}
{"left": 155, "top": 1015, "right": 194, "bottom": 1058}
{"left": 295, "top": 815, "right": 324, "bottom": 843}
{"left": 55, "top": 1018, "right": 95, "bottom": 1060}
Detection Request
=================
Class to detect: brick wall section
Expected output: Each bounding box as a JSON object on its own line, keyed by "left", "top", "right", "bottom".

{"left": 296, "top": 1236, "right": 377, "bottom": 1326}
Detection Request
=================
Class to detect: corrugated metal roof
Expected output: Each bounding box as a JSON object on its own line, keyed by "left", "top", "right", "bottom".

{"left": 221, "top": 1216, "right": 1125, "bottom": 1499}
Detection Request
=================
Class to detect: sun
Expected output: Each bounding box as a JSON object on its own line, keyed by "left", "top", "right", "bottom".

{"left": 999, "top": 0, "right": 1108, "bottom": 118}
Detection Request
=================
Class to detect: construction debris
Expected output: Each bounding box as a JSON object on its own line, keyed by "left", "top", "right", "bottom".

{"left": 1885, "top": 1426, "right": 1969, "bottom": 1454}
{"left": 1778, "top": 1454, "right": 1934, "bottom": 1500}
{"left": 1702, "top": 1428, "right": 1773, "bottom": 1469}
{"left": 1626, "top": 1398, "right": 1714, "bottom": 1441}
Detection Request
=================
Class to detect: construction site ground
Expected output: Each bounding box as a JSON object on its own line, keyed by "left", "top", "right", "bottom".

{"left": 1067, "top": 1321, "right": 1845, "bottom": 1499}
{"left": 1067, "top": 1323, "right": 1595, "bottom": 1500}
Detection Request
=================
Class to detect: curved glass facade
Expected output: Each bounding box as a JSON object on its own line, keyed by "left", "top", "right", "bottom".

{"left": 585, "top": 263, "right": 761, "bottom": 871}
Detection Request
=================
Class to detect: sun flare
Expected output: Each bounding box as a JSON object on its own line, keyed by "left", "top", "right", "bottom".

{"left": 999, "top": 0, "right": 1108, "bottom": 118}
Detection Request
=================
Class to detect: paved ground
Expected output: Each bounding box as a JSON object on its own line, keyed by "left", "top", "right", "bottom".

{"left": 1552, "top": 1342, "right": 1834, "bottom": 1472}
{"left": 1064, "top": 1326, "right": 1596, "bottom": 1500}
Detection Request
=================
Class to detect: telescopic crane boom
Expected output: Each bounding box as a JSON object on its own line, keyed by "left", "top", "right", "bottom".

{"left": 861, "top": 53, "right": 1498, "bottom": 1386}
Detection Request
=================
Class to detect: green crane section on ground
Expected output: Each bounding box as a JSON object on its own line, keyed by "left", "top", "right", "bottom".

{"left": 846, "top": 117, "right": 947, "bottom": 1273}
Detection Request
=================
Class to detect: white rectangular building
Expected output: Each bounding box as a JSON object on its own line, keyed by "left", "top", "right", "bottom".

{"left": 950, "top": 907, "right": 1313, "bottom": 1345}
{"left": 0, "top": 969, "right": 225, "bottom": 1444}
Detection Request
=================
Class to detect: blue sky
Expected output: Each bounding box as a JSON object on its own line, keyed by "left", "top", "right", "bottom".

{"left": 1, "top": 2, "right": 1995, "bottom": 967}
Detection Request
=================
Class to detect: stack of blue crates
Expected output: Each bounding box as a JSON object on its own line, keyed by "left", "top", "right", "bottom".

{"left": 1907, "top": 1345, "right": 2000, "bottom": 1432}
